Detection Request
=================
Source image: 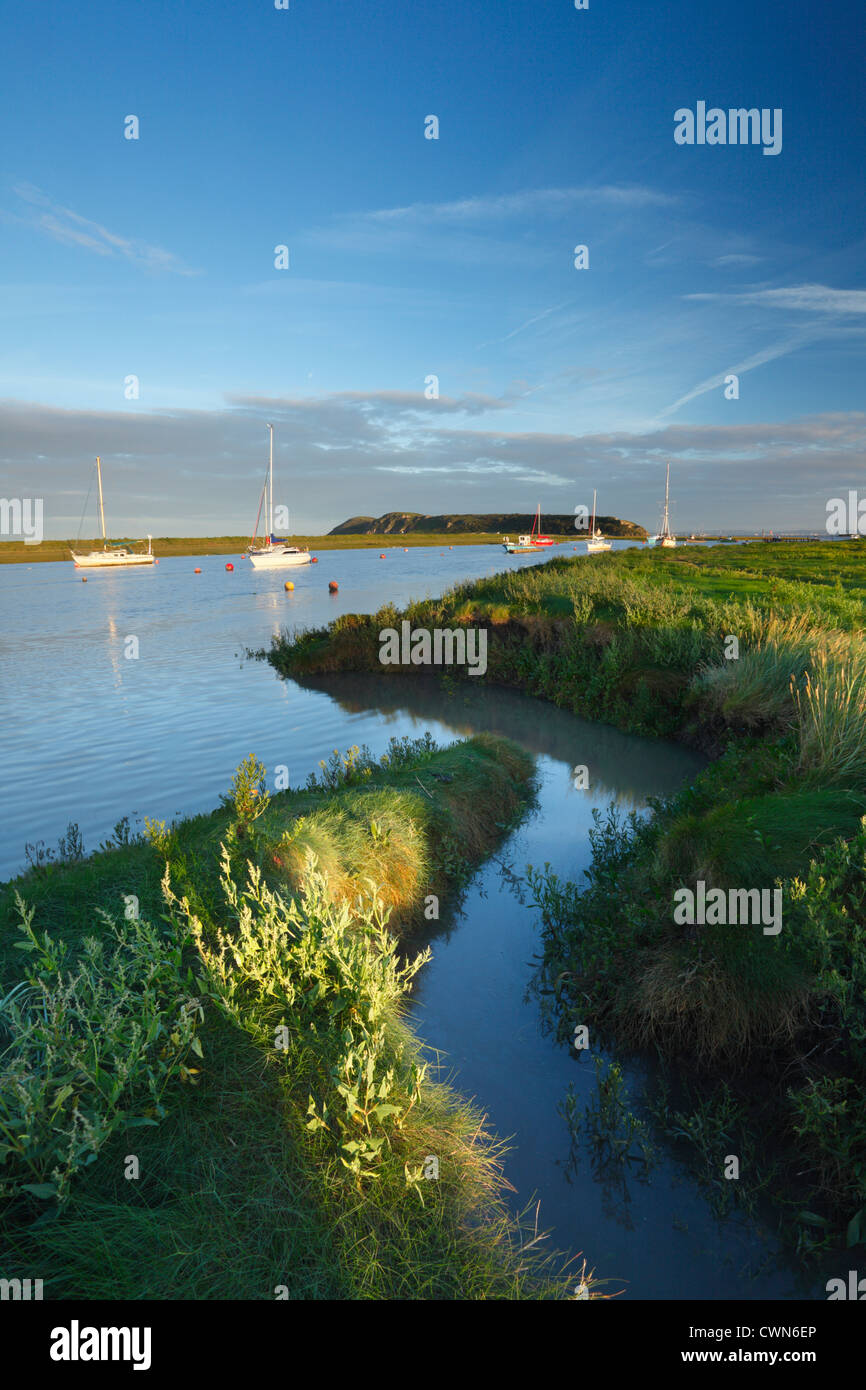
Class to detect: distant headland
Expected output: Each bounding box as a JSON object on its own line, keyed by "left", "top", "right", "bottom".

{"left": 329, "top": 511, "right": 647, "bottom": 539}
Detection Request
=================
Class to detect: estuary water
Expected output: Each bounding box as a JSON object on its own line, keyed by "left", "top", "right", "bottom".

{"left": 0, "top": 543, "right": 828, "bottom": 1299}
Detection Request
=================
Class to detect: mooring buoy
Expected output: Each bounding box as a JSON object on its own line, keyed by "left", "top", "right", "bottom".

{"left": 225, "top": 562, "right": 234, "bottom": 571}
{"left": 329, "top": 580, "right": 338, "bottom": 592}
{"left": 285, "top": 580, "right": 294, "bottom": 591}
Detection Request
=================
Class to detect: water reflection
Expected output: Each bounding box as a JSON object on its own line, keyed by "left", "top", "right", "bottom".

{"left": 290, "top": 675, "right": 827, "bottom": 1300}
{"left": 297, "top": 672, "right": 694, "bottom": 809}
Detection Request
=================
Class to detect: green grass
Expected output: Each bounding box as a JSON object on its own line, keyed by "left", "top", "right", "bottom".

{"left": 264, "top": 541, "right": 866, "bottom": 1251}
{"left": 0, "top": 734, "right": 586, "bottom": 1300}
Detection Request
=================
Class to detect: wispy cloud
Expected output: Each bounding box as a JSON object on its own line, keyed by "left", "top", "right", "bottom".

{"left": 658, "top": 283, "right": 866, "bottom": 418}
{"left": 687, "top": 284, "right": 866, "bottom": 314}
{"left": 7, "top": 184, "right": 198, "bottom": 275}
{"left": 711, "top": 253, "right": 763, "bottom": 268}
{"left": 376, "top": 459, "right": 571, "bottom": 485}
{"left": 365, "top": 185, "right": 678, "bottom": 225}
{"left": 476, "top": 298, "right": 574, "bottom": 350}
{"left": 227, "top": 389, "right": 512, "bottom": 417}
{"left": 657, "top": 330, "right": 820, "bottom": 419}
{"left": 301, "top": 185, "right": 677, "bottom": 266}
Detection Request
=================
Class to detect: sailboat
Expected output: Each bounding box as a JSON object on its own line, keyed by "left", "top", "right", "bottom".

{"left": 503, "top": 504, "right": 554, "bottom": 553}
{"left": 647, "top": 463, "right": 677, "bottom": 548}
{"left": 247, "top": 424, "right": 311, "bottom": 569}
{"left": 69, "top": 458, "right": 154, "bottom": 568}
{"left": 585, "top": 490, "right": 612, "bottom": 553}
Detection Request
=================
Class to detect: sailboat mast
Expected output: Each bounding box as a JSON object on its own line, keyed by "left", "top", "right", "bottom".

{"left": 591, "top": 489, "right": 597, "bottom": 534}
{"left": 267, "top": 424, "right": 274, "bottom": 538}
{"left": 96, "top": 456, "right": 107, "bottom": 545}
{"left": 662, "top": 463, "right": 670, "bottom": 536}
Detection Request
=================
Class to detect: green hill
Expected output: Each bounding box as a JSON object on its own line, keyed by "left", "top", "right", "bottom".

{"left": 329, "top": 511, "right": 646, "bottom": 539}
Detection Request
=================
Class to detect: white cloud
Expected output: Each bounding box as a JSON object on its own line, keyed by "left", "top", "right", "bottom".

{"left": 687, "top": 284, "right": 866, "bottom": 315}
{"left": 7, "top": 184, "right": 198, "bottom": 275}
{"left": 3, "top": 396, "right": 864, "bottom": 535}
{"left": 365, "top": 185, "right": 678, "bottom": 225}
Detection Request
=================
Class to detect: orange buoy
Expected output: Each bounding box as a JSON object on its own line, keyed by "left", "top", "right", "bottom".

{"left": 328, "top": 580, "right": 338, "bottom": 592}
{"left": 81, "top": 576, "right": 87, "bottom": 582}
{"left": 379, "top": 553, "right": 386, "bottom": 559}
{"left": 284, "top": 580, "right": 294, "bottom": 591}
{"left": 194, "top": 567, "right": 201, "bottom": 573}
{"left": 225, "top": 562, "right": 234, "bottom": 571}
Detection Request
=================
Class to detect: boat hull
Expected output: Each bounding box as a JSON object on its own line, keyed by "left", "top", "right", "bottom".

{"left": 585, "top": 540, "right": 612, "bottom": 553}
{"left": 248, "top": 546, "right": 311, "bottom": 569}
{"left": 70, "top": 550, "right": 155, "bottom": 568}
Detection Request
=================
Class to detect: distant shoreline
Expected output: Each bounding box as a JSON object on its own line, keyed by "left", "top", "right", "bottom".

{"left": 0, "top": 534, "right": 507, "bottom": 564}
{"left": 0, "top": 532, "right": 600, "bottom": 564}
{"left": 0, "top": 532, "right": 766, "bottom": 564}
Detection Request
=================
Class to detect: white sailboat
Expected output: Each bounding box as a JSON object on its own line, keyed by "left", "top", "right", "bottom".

{"left": 585, "top": 490, "right": 612, "bottom": 553}
{"left": 647, "top": 463, "right": 677, "bottom": 548}
{"left": 247, "top": 424, "right": 311, "bottom": 569}
{"left": 69, "top": 457, "right": 154, "bottom": 568}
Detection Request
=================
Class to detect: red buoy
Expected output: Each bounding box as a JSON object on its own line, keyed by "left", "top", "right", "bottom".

{"left": 225, "top": 562, "right": 234, "bottom": 571}
{"left": 328, "top": 580, "right": 338, "bottom": 592}
{"left": 380, "top": 553, "right": 386, "bottom": 559}
{"left": 311, "top": 556, "right": 318, "bottom": 563}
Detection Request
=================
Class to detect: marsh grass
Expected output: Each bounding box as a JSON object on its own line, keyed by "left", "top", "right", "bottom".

{"left": 0, "top": 735, "right": 576, "bottom": 1298}
{"left": 260, "top": 542, "right": 866, "bottom": 1246}
{"left": 795, "top": 649, "right": 866, "bottom": 789}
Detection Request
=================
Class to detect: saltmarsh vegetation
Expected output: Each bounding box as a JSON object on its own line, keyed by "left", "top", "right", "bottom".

{"left": 267, "top": 541, "right": 866, "bottom": 1253}
{"left": 0, "top": 734, "right": 583, "bottom": 1299}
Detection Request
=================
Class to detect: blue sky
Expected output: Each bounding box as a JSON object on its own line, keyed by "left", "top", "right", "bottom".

{"left": 1, "top": 0, "right": 864, "bottom": 536}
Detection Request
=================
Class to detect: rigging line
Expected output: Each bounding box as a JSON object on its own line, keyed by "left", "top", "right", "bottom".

{"left": 249, "top": 475, "right": 268, "bottom": 549}
{"left": 76, "top": 465, "right": 96, "bottom": 543}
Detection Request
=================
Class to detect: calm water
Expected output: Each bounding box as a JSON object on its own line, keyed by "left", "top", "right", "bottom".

{"left": 0, "top": 540, "right": 630, "bottom": 879}
{"left": 0, "top": 543, "right": 829, "bottom": 1298}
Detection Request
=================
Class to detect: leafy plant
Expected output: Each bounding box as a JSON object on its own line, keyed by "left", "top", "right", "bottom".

{"left": 143, "top": 817, "right": 177, "bottom": 858}
{"left": 167, "top": 849, "right": 431, "bottom": 1184}
{"left": 221, "top": 754, "right": 271, "bottom": 832}
{"left": 0, "top": 893, "right": 205, "bottom": 1207}
{"left": 56, "top": 823, "right": 85, "bottom": 863}
{"left": 99, "top": 816, "right": 134, "bottom": 852}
